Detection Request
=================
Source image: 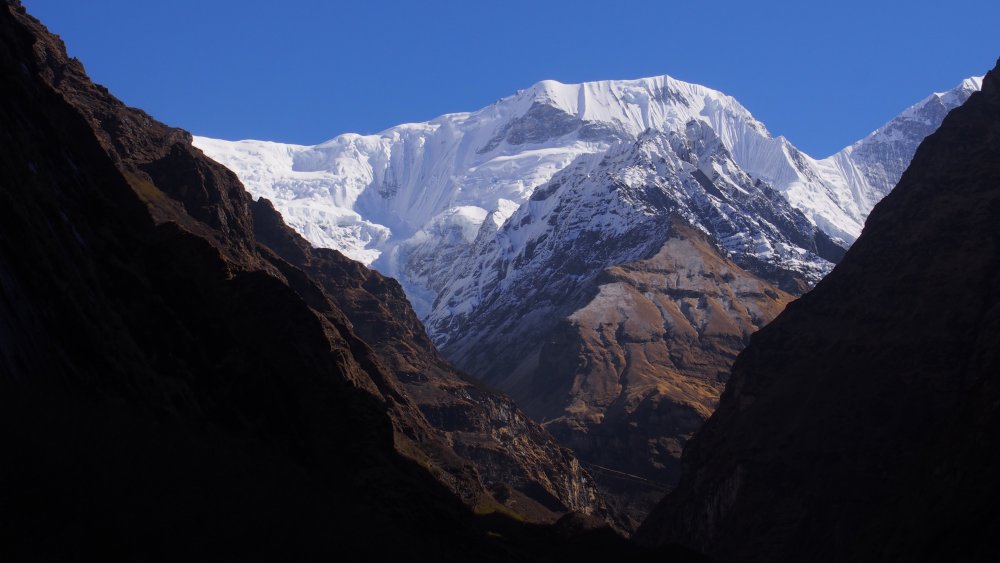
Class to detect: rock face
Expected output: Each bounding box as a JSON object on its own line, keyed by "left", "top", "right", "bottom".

{"left": 636, "top": 60, "right": 1000, "bottom": 562}
{"left": 540, "top": 221, "right": 793, "bottom": 528}
{"left": 0, "top": 2, "right": 663, "bottom": 559}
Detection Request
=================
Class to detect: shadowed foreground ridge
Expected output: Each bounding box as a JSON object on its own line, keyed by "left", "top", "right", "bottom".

{"left": 637, "top": 59, "right": 1000, "bottom": 562}
{"left": 0, "top": 1, "right": 711, "bottom": 560}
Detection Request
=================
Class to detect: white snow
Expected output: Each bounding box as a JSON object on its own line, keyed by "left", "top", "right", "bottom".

{"left": 193, "top": 73, "right": 981, "bottom": 330}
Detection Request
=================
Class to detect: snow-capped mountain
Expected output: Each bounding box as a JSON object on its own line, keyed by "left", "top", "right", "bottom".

{"left": 194, "top": 74, "right": 980, "bottom": 526}
{"left": 408, "top": 114, "right": 840, "bottom": 527}
{"left": 428, "top": 124, "right": 836, "bottom": 352}
{"left": 194, "top": 75, "right": 979, "bottom": 320}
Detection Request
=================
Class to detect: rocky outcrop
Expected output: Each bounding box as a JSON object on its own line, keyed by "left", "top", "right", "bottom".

{"left": 0, "top": 2, "right": 647, "bottom": 559}
{"left": 539, "top": 221, "right": 792, "bottom": 528}
{"left": 636, "top": 60, "right": 1000, "bottom": 562}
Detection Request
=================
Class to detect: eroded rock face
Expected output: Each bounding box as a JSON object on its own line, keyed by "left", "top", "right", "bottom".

{"left": 636, "top": 60, "right": 1000, "bottom": 562}
{"left": 528, "top": 221, "right": 792, "bottom": 529}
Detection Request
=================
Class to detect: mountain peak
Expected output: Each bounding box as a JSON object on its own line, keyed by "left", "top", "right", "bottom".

{"left": 510, "top": 74, "right": 753, "bottom": 133}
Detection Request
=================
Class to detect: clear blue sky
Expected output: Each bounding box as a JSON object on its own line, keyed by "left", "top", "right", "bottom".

{"left": 23, "top": 0, "right": 999, "bottom": 157}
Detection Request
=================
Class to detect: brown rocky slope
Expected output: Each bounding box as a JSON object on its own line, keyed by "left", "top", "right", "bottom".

{"left": 636, "top": 58, "right": 1000, "bottom": 562}
{"left": 530, "top": 219, "right": 793, "bottom": 529}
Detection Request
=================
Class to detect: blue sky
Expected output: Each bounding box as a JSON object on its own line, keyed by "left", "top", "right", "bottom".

{"left": 23, "top": 0, "right": 999, "bottom": 157}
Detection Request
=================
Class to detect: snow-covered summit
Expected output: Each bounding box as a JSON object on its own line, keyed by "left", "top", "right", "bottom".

{"left": 195, "top": 75, "right": 785, "bottom": 257}
{"left": 503, "top": 75, "right": 768, "bottom": 138}
{"left": 195, "top": 73, "right": 780, "bottom": 311}
{"left": 194, "top": 73, "right": 980, "bottom": 319}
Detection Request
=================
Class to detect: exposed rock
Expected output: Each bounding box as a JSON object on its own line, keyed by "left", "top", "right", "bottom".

{"left": 539, "top": 221, "right": 792, "bottom": 528}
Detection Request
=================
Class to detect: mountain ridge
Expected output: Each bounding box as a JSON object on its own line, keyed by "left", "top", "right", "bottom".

{"left": 195, "top": 72, "right": 979, "bottom": 318}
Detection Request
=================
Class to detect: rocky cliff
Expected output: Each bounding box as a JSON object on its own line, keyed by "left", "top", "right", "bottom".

{"left": 540, "top": 220, "right": 793, "bottom": 528}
